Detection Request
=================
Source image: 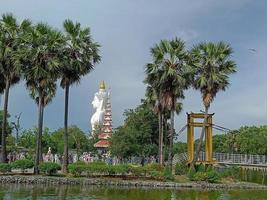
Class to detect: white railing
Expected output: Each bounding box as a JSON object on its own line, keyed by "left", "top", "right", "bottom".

{"left": 173, "top": 152, "right": 267, "bottom": 166}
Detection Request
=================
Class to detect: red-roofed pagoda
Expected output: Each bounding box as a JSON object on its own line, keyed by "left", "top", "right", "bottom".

{"left": 94, "top": 83, "right": 113, "bottom": 151}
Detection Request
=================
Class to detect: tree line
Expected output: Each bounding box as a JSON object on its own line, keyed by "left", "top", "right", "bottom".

{"left": 0, "top": 13, "right": 101, "bottom": 174}
{"left": 144, "top": 38, "right": 237, "bottom": 168}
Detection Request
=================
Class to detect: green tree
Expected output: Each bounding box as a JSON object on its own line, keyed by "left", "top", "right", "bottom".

{"left": 51, "top": 126, "right": 89, "bottom": 155}
{"left": 110, "top": 102, "right": 158, "bottom": 163}
{"left": 146, "top": 38, "right": 190, "bottom": 167}
{"left": 18, "top": 23, "right": 64, "bottom": 174}
{"left": 18, "top": 129, "right": 36, "bottom": 149}
{"left": 189, "top": 42, "right": 236, "bottom": 167}
{"left": 60, "top": 19, "right": 100, "bottom": 172}
{"left": 0, "top": 14, "right": 30, "bottom": 162}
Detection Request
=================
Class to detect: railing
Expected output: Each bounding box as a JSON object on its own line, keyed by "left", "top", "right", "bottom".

{"left": 212, "top": 152, "right": 267, "bottom": 165}
{"left": 173, "top": 152, "right": 267, "bottom": 166}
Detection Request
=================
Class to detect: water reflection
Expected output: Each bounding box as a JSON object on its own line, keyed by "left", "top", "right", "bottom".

{"left": 0, "top": 184, "right": 267, "bottom": 200}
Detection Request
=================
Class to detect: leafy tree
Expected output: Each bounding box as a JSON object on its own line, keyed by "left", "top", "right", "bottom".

{"left": 110, "top": 102, "right": 158, "bottom": 163}
{"left": 18, "top": 129, "right": 36, "bottom": 149}
{"left": 189, "top": 42, "right": 236, "bottom": 167}
{"left": 50, "top": 126, "right": 89, "bottom": 155}
{"left": 60, "top": 19, "right": 100, "bottom": 172}
{"left": 173, "top": 142, "right": 187, "bottom": 155}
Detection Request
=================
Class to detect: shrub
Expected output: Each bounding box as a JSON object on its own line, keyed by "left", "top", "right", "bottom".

{"left": 220, "top": 166, "right": 240, "bottom": 179}
{"left": 150, "top": 170, "right": 164, "bottom": 180}
{"left": 175, "top": 163, "right": 188, "bottom": 175}
{"left": 187, "top": 167, "right": 196, "bottom": 181}
{"left": 11, "top": 159, "right": 34, "bottom": 173}
{"left": 193, "top": 172, "right": 208, "bottom": 181}
{"left": 163, "top": 166, "right": 174, "bottom": 181}
{"left": 0, "top": 163, "right": 11, "bottom": 173}
{"left": 73, "top": 161, "right": 86, "bottom": 165}
{"left": 145, "top": 163, "right": 164, "bottom": 172}
{"left": 39, "top": 162, "right": 61, "bottom": 176}
{"left": 68, "top": 163, "right": 86, "bottom": 177}
{"left": 109, "top": 164, "right": 129, "bottom": 175}
{"left": 206, "top": 169, "right": 220, "bottom": 183}
{"left": 129, "top": 165, "right": 146, "bottom": 176}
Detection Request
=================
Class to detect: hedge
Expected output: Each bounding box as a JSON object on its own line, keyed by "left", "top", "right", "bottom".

{"left": 68, "top": 162, "right": 165, "bottom": 180}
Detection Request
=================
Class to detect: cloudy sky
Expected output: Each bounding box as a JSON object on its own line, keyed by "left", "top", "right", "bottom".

{"left": 0, "top": 0, "right": 266, "bottom": 141}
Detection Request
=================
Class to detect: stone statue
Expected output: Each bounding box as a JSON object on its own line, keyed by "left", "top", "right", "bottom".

{"left": 90, "top": 81, "right": 107, "bottom": 132}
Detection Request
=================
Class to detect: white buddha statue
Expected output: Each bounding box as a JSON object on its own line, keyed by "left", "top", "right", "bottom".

{"left": 90, "top": 81, "right": 107, "bottom": 133}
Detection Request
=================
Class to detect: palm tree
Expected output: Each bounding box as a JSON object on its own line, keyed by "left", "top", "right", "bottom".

{"left": 29, "top": 81, "right": 56, "bottom": 161}
{"left": 189, "top": 42, "right": 236, "bottom": 167}
{"left": 60, "top": 19, "right": 100, "bottom": 173}
{"left": 17, "top": 23, "right": 64, "bottom": 173}
{"left": 144, "top": 84, "right": 164, "bottom": 165}
{"left": 146, "top": 38, "right": 190, "bottom": 168}
{"left": 0, "top": 14, "right": 30, "bottom": 162}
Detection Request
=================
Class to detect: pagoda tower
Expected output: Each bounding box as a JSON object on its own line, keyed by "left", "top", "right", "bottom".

{"left": 94, "top": 89, "right": 113, "bottom": 150}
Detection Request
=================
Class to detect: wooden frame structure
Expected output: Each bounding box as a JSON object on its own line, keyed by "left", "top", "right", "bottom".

{"left": 187, "top": 112, "right": 215, "bottom": 164}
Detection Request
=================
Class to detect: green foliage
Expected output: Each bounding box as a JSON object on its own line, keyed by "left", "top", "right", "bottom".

{"left": 110, "top": 102, "right": 158, "bottom": 159}
{"left": 206, "top": 170, "right": 220, "bottom": 183}
{"left": 11, "top": 159, "right": 34, "bottom": 172}
{"left": 0, "top": 163, "right": 11, "bottom": 173}
{"left": 18, "top": 126, "right": 89, "bottom": 155}
{"left": 188, "top": 165, "right": 221, "bottom": 183}
{"left": 175, "top": 162, "right": 188, "bottom": 175}
{"left": 68, "top": 162, "right": 167, "bottom": 179}
{"left": 173, "top": 142, "right": 187, "bottom": 155}
{"left": 68, "top": 163, "right": 86, "bottom": 177}
{"left": 163, "top": 166, "right": 174, "bottom": 181}
{"left": 39, "top": 162, "right": 61, "bottom": 176}
{"left": 220, "top": 166, "right": 241, "bottom": 179}
{"left": 187, "top": 167, "right": 196, "bottom": 180}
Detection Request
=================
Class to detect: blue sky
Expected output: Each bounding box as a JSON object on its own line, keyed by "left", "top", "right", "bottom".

{"left": 0, "top": 0, "right": 266, "bottom": 140}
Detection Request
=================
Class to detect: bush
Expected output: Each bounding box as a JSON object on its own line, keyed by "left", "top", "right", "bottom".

{"left": 163, "top": 166, "right": 174, "bottom": 181}
{"left": 187, "top": 167, "right": 196, "bottom": 181}
{"left": 39, "top": 162, "right": 61, "bottom": 176}
{"left": 175, "top": 163, "right": 188, "bottom": 175}
{"left": 206, "top": 170, "right": 220, "bottom": 183}
{"left": 0, "top": 163, "right": 11, "bottom": 173}
{"left": 68, "top": 163, "right": 86, "bottom": 177}
{"left": 193, "top": 172, "right": 208, "bottom": 181}
{"left": 11, "top": 159, "right": 34, "bottom": 173}
{"left": 220, "top": 166, "right": 240, "bottom": 179}
{"left": 144, "top": 163, "right": 164, "bottom": 172}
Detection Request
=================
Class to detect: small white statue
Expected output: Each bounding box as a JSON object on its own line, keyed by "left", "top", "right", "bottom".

{"left": 90, "top": 81, "right": 107, "bottom": 132}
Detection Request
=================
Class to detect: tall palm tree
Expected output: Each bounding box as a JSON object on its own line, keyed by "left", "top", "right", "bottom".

{"left": 0, "top": 14, "right": 30, "bottom": 162}
{"left": 29, "top": 81, "right": 56, "bottom": 161}
{"left": 190, "top": 42, "right": 236, "bottom": 167}
{"left": 17, "top": 23, "right": 64, "bottom": 173}
{"left": 146, "top": 38, "right": 190, "bottom": 168}
{"left": 61, "top": 19, "right": 100, "bottom": 173}
{"left": 144, "top": 84, "right": 164, "bottom": 165}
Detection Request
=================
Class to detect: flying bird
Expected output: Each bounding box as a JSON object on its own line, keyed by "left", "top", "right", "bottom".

{"left": 248, "top": 48, "right": 257, "bottom": 52}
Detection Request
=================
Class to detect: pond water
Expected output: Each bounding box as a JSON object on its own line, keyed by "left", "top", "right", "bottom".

{"left": 0, "top": 184, "right": 267, "bottom": 200}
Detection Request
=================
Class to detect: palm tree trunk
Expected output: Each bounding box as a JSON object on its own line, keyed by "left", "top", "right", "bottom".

{"left": 190, "top": 105, "right": 209, "bottom": 168}
{"left": 34, "top": 89, "right": 43, "bottom": 174}
{"left": 1, "top": 80, "right": 10, "bottom": 163}
{"left": 158, "top": 112, "right": 164, "bottom": 165}
{"left": 39, "top": 101, "right": 44, "bottom": 162}
{"left": 63, "top": 83, "right": 69, "bottom": 173}
{"left": 160, "top": 113, "right": 164, "bottom": 165}
{"left": 168, "top": 110, "right": 175, "bottom": 168}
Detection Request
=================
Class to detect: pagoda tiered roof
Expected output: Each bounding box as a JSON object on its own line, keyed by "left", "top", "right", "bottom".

{"left": 94, "top": 87, "right": 113, "bottom": 149}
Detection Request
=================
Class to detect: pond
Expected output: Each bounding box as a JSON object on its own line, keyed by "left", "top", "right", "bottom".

{"left": 0, "top": 184, "right": 267, "bottom": 200}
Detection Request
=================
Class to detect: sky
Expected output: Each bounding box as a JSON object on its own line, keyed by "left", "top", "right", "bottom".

{"left": 0, "top": 0, "right": 266, "bottom": 141}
